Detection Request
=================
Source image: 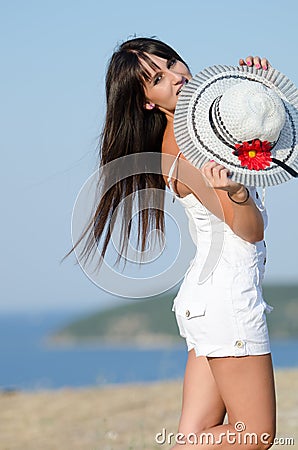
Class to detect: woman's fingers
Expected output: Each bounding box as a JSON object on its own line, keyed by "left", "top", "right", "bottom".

{"left": 243, "top": 55, "right": 253, "bottom": 66}
{"left": 201, "top": 161, "right": 245, "bottom": 194}
{"left": 261, "top": 57, "right": 269, "bottom": 70}
{"left": 201, "top": 160, "right": 221, "bottom": 177}
{"left": 239, "top": 55, "right": 270, "bottom": 70}
{"left": 201, "top": 161, "right": 230, "bottom": 187}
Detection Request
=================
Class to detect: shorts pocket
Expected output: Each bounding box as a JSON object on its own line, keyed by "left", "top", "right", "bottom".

{"left": 173, "top": 297, "right": 207, "bottom": 319}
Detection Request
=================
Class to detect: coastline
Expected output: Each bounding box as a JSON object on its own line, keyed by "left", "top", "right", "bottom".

{"left": 0, "top": 368, "right": 297, "bottom": 449}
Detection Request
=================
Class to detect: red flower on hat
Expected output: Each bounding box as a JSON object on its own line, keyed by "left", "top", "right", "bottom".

{"left": 234, "top": 139, "right": 272, "bottom": 170}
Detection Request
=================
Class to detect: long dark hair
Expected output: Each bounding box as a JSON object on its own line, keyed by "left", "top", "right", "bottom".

{"left": 65, "top": 37, "right": 189, "bottom": 267}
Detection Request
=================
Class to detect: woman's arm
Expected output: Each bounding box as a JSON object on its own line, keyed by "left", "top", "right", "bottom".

{"left": 201, "top": 162, "right": 264, "bottom": 243}
{"left": 162, "top": 54, "right": 270, "bottom": 243}
{"left": 162, "top": 124, "right": 264, "bottom": 244}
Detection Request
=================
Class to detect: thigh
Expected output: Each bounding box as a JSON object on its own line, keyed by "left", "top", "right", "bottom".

{"left": 178, "top": 350, "right": 226, "bottom": 435}
{"left": 207, "top": 353, "right": 276, "bottom": 435}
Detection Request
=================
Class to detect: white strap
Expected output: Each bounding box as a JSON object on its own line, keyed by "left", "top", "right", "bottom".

{"left": 167, "top": 151, "right": 182, "bottom": 196}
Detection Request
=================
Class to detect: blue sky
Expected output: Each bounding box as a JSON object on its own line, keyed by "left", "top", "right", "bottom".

{"left": 1, "top": 0, "right": 298, "bottom": 313}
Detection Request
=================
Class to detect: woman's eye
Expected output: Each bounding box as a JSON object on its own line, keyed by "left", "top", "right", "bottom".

{"left": 167, "top": 58, "right": 177, "bottom": 69}
{"left": 153, "top": 75, "right": 162, "bottom": 85}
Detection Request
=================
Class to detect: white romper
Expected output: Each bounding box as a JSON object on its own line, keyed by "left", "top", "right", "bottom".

{"left": 168, "top": 151, "right": 273, "bottom": 357}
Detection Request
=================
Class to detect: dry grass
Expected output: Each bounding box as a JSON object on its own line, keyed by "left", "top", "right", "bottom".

{"left": 0, "top": 369, "right": 297, "bottom": 450}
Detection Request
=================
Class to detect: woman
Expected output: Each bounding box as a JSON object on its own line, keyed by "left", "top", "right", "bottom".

{"left": 69, "top": 38, "right": 275, "bottom": 448}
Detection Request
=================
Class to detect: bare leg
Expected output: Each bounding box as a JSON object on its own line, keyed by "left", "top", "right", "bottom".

{"left": 178, "top": 349, "right": 226, "bottom": 435}
{"left": 170, "top": 353, "right": 276, "bottom": 449}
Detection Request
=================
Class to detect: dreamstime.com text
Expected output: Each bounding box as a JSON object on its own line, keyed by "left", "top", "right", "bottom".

{"left": 155, "top": 422, "right": 295, "bottom": 446}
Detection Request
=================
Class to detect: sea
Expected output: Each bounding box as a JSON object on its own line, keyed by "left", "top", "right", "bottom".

{"left": 0, "top": 311, "right": 297, "bottom": 392}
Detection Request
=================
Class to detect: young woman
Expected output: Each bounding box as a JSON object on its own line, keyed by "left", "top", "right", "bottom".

{"left": 70, "top": 38, "right": 275, "bottom": 449}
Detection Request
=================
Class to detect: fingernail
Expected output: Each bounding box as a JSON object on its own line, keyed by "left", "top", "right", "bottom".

{"left": 247, "top": 61, "right": 252, "bottom": 66}
{"left": 255, "top": 63, "right": 261, "bottom": 69}
{"left": 210, "top": 159, "right": 214, "bottom": 162}
{"left": 262, "top": 65, "right": 267, "bottom": 70}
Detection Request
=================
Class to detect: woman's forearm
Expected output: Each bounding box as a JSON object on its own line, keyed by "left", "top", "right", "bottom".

{"left": 226, "top": 187, "right": 264, "bottom": 243}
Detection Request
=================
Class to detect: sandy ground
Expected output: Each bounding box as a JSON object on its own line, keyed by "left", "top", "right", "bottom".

{"left": 0, "top": 369, "right": 297, "bottom": 450}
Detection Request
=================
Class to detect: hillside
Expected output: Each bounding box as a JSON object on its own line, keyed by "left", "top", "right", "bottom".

{"left": 49, "top": 284, "right": 298, "bottom": 346}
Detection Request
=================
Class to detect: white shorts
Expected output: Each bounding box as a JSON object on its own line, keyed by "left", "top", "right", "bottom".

{"left": 172, "top": 257, "right": 273, "bottom": 358}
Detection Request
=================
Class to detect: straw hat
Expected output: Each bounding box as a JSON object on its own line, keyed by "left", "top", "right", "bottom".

{"left": 174, "top": 65, "right": 298, "bottom": 186}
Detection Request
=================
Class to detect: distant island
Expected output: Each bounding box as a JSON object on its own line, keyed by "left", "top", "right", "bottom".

{"left": 48, "top": 284, "right": 298, "bottom": 347}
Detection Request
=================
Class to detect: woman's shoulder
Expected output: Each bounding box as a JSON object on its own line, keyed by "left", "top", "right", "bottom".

{"left": 161, "top": 121, "right": 192, "bottom": 197}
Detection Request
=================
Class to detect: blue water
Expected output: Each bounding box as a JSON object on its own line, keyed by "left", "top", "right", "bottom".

{"left": 0, "top": 312, "right": 297, "bottom": 391}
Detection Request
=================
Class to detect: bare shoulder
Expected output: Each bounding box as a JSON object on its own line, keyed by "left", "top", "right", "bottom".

{"left": 161, "top": 121, "right": 193, "bottom": 197}
{"left": 161, "top": 126, "right": 236, "bottom": 224}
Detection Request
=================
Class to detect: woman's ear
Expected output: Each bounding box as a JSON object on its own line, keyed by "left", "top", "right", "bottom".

{"left": 145, "top": 102, "right": 155, "bottom": 110}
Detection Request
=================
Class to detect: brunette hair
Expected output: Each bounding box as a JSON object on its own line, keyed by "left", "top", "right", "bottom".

{"left": 64, "top": 37, "right": 188, "bottom": 267}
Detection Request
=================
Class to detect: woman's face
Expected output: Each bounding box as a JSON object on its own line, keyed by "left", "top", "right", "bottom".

{"left": 142, "top": 54, "right": 192, "bottom": 114}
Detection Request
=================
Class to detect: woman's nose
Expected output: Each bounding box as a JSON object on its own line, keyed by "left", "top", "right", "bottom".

{"left": 168, "top": 69, "right": 183, "bottom": 83}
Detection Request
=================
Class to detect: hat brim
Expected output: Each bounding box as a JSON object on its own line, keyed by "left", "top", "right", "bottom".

{"left": 174, "top": 65, "right": 298, "bottom": 187}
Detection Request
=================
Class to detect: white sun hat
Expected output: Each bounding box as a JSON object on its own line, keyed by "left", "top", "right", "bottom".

{"left": 174, "top": 65, "right": 298, "bottom": 187}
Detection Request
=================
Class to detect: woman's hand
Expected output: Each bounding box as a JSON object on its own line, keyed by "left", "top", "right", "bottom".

{"left": 239, "top": 55, "right": 270, "bottom": 70}
{"left": 200, "top": 160, "right": 264, "bottom": 242}
{"left": 201, "top": 160, "right": 244, "bottom": 196}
